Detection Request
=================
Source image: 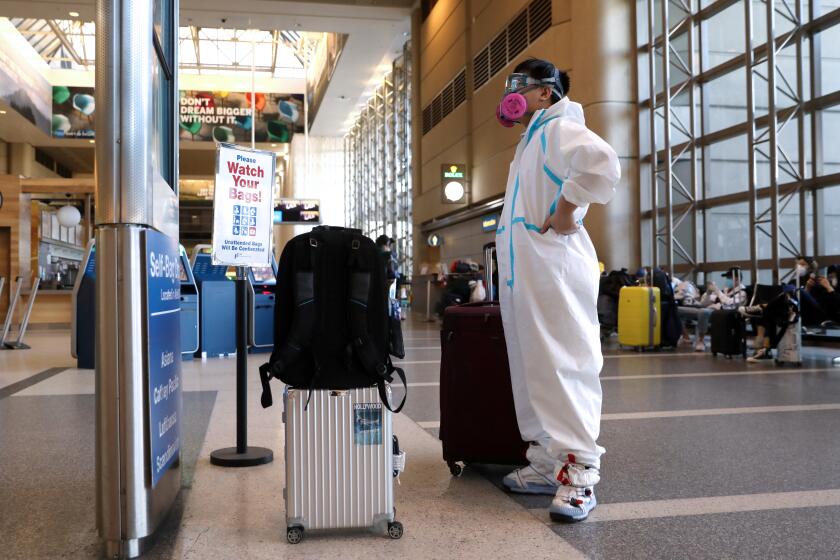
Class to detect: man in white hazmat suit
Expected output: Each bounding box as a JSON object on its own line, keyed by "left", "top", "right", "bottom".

{"left": 494, "top": 58, "right": 620, "bottom": 522}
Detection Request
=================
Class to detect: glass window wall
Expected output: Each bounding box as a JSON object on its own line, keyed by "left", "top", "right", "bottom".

{"left": 637, "top": 0, "right": 840, "bottom": 282}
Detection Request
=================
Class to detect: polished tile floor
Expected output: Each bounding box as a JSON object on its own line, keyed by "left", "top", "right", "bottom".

{"left": 2, "top": 322, "right": 840, "bottom": 559}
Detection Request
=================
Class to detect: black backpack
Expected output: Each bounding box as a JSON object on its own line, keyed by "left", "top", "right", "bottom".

{"left": 601, "top": 269, "right": 635, "bottom": 300}
{"left": 258, "top": 226, "right": 406, "bottom": 412}
{"left": 650, "top": 268, "right": 682, "bottom": 347}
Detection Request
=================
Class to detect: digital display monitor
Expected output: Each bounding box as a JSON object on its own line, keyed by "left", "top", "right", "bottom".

{"left": 251, "top": 266, "right": 276, "bottom": 285}
{"left": 274, "top": 199, "right": 320, "bottom": 224}
{"left": 178, "top": 257, "right": 189, "bottom": 282}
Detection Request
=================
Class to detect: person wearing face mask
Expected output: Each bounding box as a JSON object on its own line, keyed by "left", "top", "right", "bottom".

{"left": 742, "top": 258, "right": 817, "bottom": 362}
{"left": 796, "top": 257, "right": 839, "bottom": 326}
{"left": 677, "top": 270, "right": 743, "bottom": 353}
{"left": 494, "top": 58, "right": 620, "bottom": 523}
{"left": 805, "top": 264, "right": 840, "bottom": 325}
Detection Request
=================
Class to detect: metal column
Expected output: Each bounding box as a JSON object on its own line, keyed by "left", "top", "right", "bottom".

{"left": 660, "top": 0, "right": 675, "bottom": 275}
{"left": 745, "top": 0, "right": 759, "bottom": 282}
{"left": 763, "top": 0, "right": 781, "bottom": 282}
{"left": 646, "top": 0, "right": 659, "bottom": 269}
{"left": 95, "top": 0, "right": 181, "bottom": 557}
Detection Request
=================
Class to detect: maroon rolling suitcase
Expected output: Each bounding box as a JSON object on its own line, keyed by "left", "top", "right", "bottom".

{"left": 439, "top": 301, "right": 528, "bottom": 476}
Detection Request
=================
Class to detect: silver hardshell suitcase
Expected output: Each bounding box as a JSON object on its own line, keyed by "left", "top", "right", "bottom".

{"left": 283, "top": 386, "right": 404, "bottom": 543}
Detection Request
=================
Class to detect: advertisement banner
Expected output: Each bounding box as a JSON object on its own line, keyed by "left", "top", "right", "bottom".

{"left": 46, "top": 87, "right": 305, "bottom": 142}
{"left": 0, "top": 18, "right": 51, "bottom": 134}
{"left": 179, "top": 91, "right": 304, "bottom": 143}
{"left": 51, "top": 86, "right": 95, "bottom": 138}
{"left": 145, "top": 229, "right": 182, "bottom": 488}
{"left": 212, "top": 144, "right": 275, "bottom": 267}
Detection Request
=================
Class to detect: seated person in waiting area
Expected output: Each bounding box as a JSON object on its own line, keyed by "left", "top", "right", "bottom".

{"left": 677, "top": 267, "right": 747, "bottom": 352}
{"left": 741, "top": 285, "right": 798, "bottom": 363}
{"left": 802, "top": 264, "right": 840, "bottom": 326}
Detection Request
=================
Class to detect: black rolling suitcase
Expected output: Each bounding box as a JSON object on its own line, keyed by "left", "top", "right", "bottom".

{"left": 710, "top": 309, "right": 747, "bottom": 358}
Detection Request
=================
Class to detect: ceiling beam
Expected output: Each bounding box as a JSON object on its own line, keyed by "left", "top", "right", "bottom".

{"left": 270, "top": 30, "right": 279, "bottom": 76}
{"left": 46, "top": 19, "right": 85, "bottom": 68}
{"left": 20, "top": 178, "right": 96, "bottom": 195}
{"left": 190, "top": 25, "right": 201, "bottom": 73}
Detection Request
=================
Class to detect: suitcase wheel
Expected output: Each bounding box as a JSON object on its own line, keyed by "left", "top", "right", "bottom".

{"left": 388, "top": 521, "right": 404, "bottom": 540}
{"left": 448, "top": 462, "right": 463, "bottom": 477}
{"left": 287, "top": 526, "right": 304, "bottom": 545}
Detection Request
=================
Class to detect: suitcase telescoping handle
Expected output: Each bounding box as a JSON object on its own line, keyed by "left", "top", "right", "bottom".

{"left": 484, "top": 242, "right": 497, "bottom": 302}
{"left": 648, "top": 288, "right": 656, "bottom": 348}
{"left": 457, "top": 301, "right": 499, "bottom": 309}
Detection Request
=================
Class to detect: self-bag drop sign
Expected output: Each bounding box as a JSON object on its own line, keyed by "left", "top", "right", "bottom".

{"left": 212, "top": 143, "right": 276, "bottom": 266}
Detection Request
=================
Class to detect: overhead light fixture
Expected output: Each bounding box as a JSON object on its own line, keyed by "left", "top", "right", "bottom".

{"left": 271, "top": 143, "right": 277, "bottom": 147}
{"left": 443, "top": 181, "right": 465, "bottom": 203}
{"left": 88, "top": 139, "right": 95, "bottom": 144}
{"left": 69, "top": 11, "right": 80, "bottom": 17}
{"left": 0, "top": 110, "right": 6, "bottom": 114}
{"left": 57, "top": 205, "right": 82, "bottom": 227}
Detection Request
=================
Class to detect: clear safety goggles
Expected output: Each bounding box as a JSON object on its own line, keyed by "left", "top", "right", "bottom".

{"left": 504, "top": 73, "right": 543, "bottom": 94}
{"left": 503, "top": 71, "right": 564, "bottom": 98}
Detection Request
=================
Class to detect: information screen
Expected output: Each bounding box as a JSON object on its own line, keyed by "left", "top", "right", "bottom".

{"left": 178, "top": 257, "right": 189, "bottom": 282}
{"left": 274, "top": 199, "right": 320, "bottom": 224}
{"left": 251, "top": 266, "right": 276, "bottom": 285}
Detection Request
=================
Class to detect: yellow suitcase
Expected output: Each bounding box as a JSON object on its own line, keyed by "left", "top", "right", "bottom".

{"left": 618, "top": 286, "right": 661, "bottom": 348}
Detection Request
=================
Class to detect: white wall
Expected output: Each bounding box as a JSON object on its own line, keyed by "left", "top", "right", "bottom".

{"left": 289, "top": 134, "right": 345, "bottom": 231}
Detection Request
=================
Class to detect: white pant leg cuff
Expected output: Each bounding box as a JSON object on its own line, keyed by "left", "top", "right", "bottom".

{"left": 555, "top": 462, "right": 601, "bottom": 488}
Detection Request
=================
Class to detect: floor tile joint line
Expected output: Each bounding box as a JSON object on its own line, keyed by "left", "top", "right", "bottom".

{"left": 0, "top": 367, "right": 70, "bottom": 400}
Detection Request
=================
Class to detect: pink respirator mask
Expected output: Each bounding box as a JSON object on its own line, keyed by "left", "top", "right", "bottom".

{"left": 496, "top": 93, "right": 528, "bottom": 128}
{"left": 495, "top": 71, "right": 564, "bottom": 128}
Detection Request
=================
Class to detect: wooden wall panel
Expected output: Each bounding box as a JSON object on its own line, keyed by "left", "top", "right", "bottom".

{"left": 27, "top": 292, "right": 72, "bottom": 327}
{"left": 0, "top": 175, "right": 22, "bottom": 317}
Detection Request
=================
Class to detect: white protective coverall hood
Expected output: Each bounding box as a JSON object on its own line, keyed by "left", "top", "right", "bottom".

{"left": 497, "top": 98, "right": 620, "bottom": 470}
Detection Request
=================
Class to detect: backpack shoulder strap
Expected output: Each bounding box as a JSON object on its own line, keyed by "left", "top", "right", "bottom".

{"left": 346, "top": 235, "right": 407, "bottom": 413}
{"left": 259, "top": 235, "right": 320, "bottom": 408}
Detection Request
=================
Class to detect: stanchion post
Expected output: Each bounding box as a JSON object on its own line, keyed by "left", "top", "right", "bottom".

{"left": 6, "top": 277, "right": 40, "bottom": 349}
{"left": 425, "top": 278, "right": 431, "bottom": 321}
{"left": 236, "top": 266, "right": 248, "bottom": 452}
{"left": 210, "top": 266, "right": 273, "bottom": 467}
{"left": 0, "top": 276, "right": 23, "bottom": 347}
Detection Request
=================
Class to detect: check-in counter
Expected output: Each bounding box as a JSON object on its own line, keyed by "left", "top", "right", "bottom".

{"left": 247, "top": 256, "right": 278, "bottom": 351}
{"left": 178, "top": 246, "right": 200, "bottom": 358}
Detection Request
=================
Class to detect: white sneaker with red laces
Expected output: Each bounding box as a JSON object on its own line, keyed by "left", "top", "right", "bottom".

{"left": 549, "top": 458, "right": 601, "bottom": 523}
{"left": 550, "top": 485, "right": 597, "bottom": 523}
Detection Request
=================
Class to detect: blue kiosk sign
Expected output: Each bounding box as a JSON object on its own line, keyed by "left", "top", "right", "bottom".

{"left": 145, "top": 230, "right": 182, "bottom": 487}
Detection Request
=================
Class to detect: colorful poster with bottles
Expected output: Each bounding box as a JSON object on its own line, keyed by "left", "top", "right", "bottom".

{"left": 179, "top": 91, "right": 304, "bottom": 143}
